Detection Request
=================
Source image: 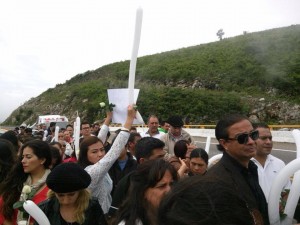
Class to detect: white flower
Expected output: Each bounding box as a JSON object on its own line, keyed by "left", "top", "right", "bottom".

{"left": 99, "top": 102, "right": 106, "bottom": 108}
{"left": 22, "top": 185, "right": 31, "bottom": 194}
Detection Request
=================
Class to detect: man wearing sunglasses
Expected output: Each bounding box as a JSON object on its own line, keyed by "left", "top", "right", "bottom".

{"left": 207, "top": 114, "right": 269, "bottom": 225}
{"left": 251, "top": 123, "right": 290, "bottom": 202}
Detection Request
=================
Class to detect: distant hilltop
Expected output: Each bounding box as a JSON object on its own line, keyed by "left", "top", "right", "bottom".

{"left": 2, "top": 25, "right": 300, "bottom": 126}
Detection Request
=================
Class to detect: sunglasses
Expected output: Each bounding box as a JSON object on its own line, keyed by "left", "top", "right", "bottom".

{"left": 226, "top": 130, "right": 259, "bottom": 144}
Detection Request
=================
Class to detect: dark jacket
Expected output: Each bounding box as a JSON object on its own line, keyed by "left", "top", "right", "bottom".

{"left": 207, "top": 151, "right": 269, "bottom": 225}
{"left": 107, "top": 171, "right": 135, "bottom": 220}
{"left": 108, "top": 152, "right": 137, "bottom": 195}
{"left": 34, "top": 197, "right": 107, "bottom": 225}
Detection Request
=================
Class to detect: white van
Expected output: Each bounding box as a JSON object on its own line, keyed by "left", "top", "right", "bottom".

{"left": 37, "top": 115, "right": 69, "bottom": 129}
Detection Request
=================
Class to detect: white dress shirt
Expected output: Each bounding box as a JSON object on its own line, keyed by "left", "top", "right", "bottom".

{"left": 252, "top": 154, "right": 290, "bottom": 201}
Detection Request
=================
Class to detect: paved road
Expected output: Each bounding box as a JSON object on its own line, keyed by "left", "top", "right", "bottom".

{"left": 193, "top": 137, "right": 297, "bottom": 165}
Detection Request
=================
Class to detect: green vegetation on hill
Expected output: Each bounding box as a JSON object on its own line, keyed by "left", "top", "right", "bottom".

{"left": 3, "top": 25, "right": 300, "bottom": 125}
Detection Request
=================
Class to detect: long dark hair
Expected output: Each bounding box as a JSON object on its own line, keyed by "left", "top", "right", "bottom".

{"left": 114, "top": 159, "right": 178, "bottom": 225}
{"left": 0, "top": 139, "right": 17, "bottom": 183}
{"left": 0, "top": 140, "right": 51, "bottom": 220}
{"left": 78, "top": 136, "right": 103, "bottom": 168}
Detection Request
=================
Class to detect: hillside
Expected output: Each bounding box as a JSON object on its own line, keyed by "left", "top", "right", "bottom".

{"left": 3, "top": 25, "right": 300, "bottom": 126}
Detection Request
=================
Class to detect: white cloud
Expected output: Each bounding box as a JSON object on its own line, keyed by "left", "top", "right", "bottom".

{"left": 0, "top": 0, "right": 299, "bottom": 123}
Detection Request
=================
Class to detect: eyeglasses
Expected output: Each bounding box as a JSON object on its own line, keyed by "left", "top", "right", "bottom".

{"left": 226, "top": 130, "right": 259, "bottom": 144}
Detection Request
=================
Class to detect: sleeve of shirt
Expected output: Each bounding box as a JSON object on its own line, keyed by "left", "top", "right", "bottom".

{"left": 98, "top": 124, "right": 109, "bottom": 144}
{"left": 86, "top": 131, "right": 130, "bottom": 191}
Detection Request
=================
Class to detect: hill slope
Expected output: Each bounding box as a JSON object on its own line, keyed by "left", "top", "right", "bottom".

{"left": 3, "top": 25, "right": 300, "bottom": 125}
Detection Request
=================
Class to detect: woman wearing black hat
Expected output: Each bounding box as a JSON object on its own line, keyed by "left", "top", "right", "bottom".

{"left": 36, "top": 163, "right": 107, "bottom": 225}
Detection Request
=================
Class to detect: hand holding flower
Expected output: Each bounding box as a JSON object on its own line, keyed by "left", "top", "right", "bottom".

{"left": 13, "top": 185, "right": 37, "bottom": 223}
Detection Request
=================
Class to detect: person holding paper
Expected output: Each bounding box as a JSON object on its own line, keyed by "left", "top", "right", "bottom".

{"left": 77, "top": 105, "right": 136, "bottom": 214}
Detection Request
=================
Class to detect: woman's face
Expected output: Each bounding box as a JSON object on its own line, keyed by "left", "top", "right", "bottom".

{"left": 189, "top": 157, "right": 207, "bottom": 175}
{"left": 21, "top": 147, "right": 45, "bottom": 174}
{"left": 87, "top": 141, "right": 105, "bottom": 164}
{"left": 55, "top": 191, "right": 79, "bottom": 206}
{"left": 144, "top": 170, "right": 174, "bottom": 208}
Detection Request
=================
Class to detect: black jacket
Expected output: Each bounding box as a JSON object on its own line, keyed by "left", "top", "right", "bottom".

{"left": 108, "top": 152, "right": 137, "bottom": 195}
{"left": 207, "top": 151, "right": 270, "bottom": 225}
{"left": 34, "top": 197, "right": 107, "bottom": 225}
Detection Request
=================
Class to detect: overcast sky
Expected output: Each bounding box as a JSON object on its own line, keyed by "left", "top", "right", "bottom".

{"left": 0, "top": 0, "right": 299, "bottom": 123}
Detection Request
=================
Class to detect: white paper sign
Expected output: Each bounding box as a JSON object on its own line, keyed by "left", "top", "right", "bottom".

{"left": 108, "top": 89, "right": 144, "bottom": 125}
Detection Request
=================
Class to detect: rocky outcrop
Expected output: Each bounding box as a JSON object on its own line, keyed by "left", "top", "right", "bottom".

{"left": 248, "top": 98, "right": 300, "bottom": 124}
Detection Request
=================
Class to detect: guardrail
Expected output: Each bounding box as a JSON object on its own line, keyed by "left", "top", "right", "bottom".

{"left": 111, "top": 124, "right": 300, "bottom": 130}
{"left": 2, "top": 124, "right": 300, "bottom": 131}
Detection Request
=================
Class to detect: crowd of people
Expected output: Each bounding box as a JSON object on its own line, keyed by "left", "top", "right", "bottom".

{"left": 0, "top": 105, "right": 298, "bottom": 225}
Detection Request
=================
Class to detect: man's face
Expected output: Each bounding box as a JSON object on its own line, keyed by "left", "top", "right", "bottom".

{"left": 255, "top": 127, "right": 273, "bottom": 157}
{"left": 170, "top": 126, "right": 182, "bottom": 137}
{"left": 66, "top": 127, "right": 74, "bottom": 136}
{"left": 162, "top": 123, "right": 170, "bottom": 132}
{"left": 81, "top": 124, "right": 91, "bottom": 137}
{"left": 148, "top": 117, "right": 159, "bottom": 133}
{"left": 128, "top": 136, "right": 142, "bottom": 152}
{"left": 221, "top": 119, "right": 257, "bottom": 163}
{"left": 148, "top": 148, "right": 166, "bottom": 160}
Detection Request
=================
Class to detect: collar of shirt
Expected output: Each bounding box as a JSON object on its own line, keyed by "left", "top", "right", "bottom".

{"left": 223, "top": 151, "right": 258, "bottom": 176}
{"left": 169, "top": 132, "right": 183, "bottom": 142}
{"left": 145, "top": 130, "right": 160, "bottom": 135}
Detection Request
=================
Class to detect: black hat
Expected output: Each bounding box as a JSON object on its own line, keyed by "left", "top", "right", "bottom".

{"left": 46, "top": 163, "right": 91, "bottom": 193}
{"left": 167, "top": 116, "right": 184, "bottom": 127}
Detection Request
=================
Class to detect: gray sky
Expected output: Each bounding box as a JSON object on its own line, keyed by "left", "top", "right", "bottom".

{"left": 0, "top": 0, "right": 299, "bottom": 123}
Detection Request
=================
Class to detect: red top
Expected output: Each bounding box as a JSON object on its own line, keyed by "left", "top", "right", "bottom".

{"left": 63, "top": 156, "right": 77, "bottom": 163}
{"left": 0, "top": 185, "right": 49, "bottom": 225}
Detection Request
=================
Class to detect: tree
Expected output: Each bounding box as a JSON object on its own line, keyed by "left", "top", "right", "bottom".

{"left": 216, "top": 29, "right": 225, "bottom": 40}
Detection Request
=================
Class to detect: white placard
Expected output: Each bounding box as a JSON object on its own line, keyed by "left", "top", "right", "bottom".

{"left": 108, "top": 89, "right": 144, "bottom": 125}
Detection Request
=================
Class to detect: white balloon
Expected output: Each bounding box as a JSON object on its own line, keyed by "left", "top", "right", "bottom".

{"left": 128, "top": 7, "right": 143, "bottom": 105}
{"left": 268, "top": 158, "right": 300, "bottom": 225}
{"left": 75, "top": 116, "right": 81, "bottom": 159}
{"left": 205, "top": 136, "right": 211, "bottom": 154}
{"left": 292, "top": 129, "right": 300, "bottom": 158}
{"left": 208, "top": 153, "right": 223, "bottom": 169}
{"left": 23, "top": 200, "right": 50, "bottom": 225}
{"left": 54, "top": 126, "right": 59, "bottom": 142}
{"left": 283, "top": 171, "right": 300, "bottom": 224}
